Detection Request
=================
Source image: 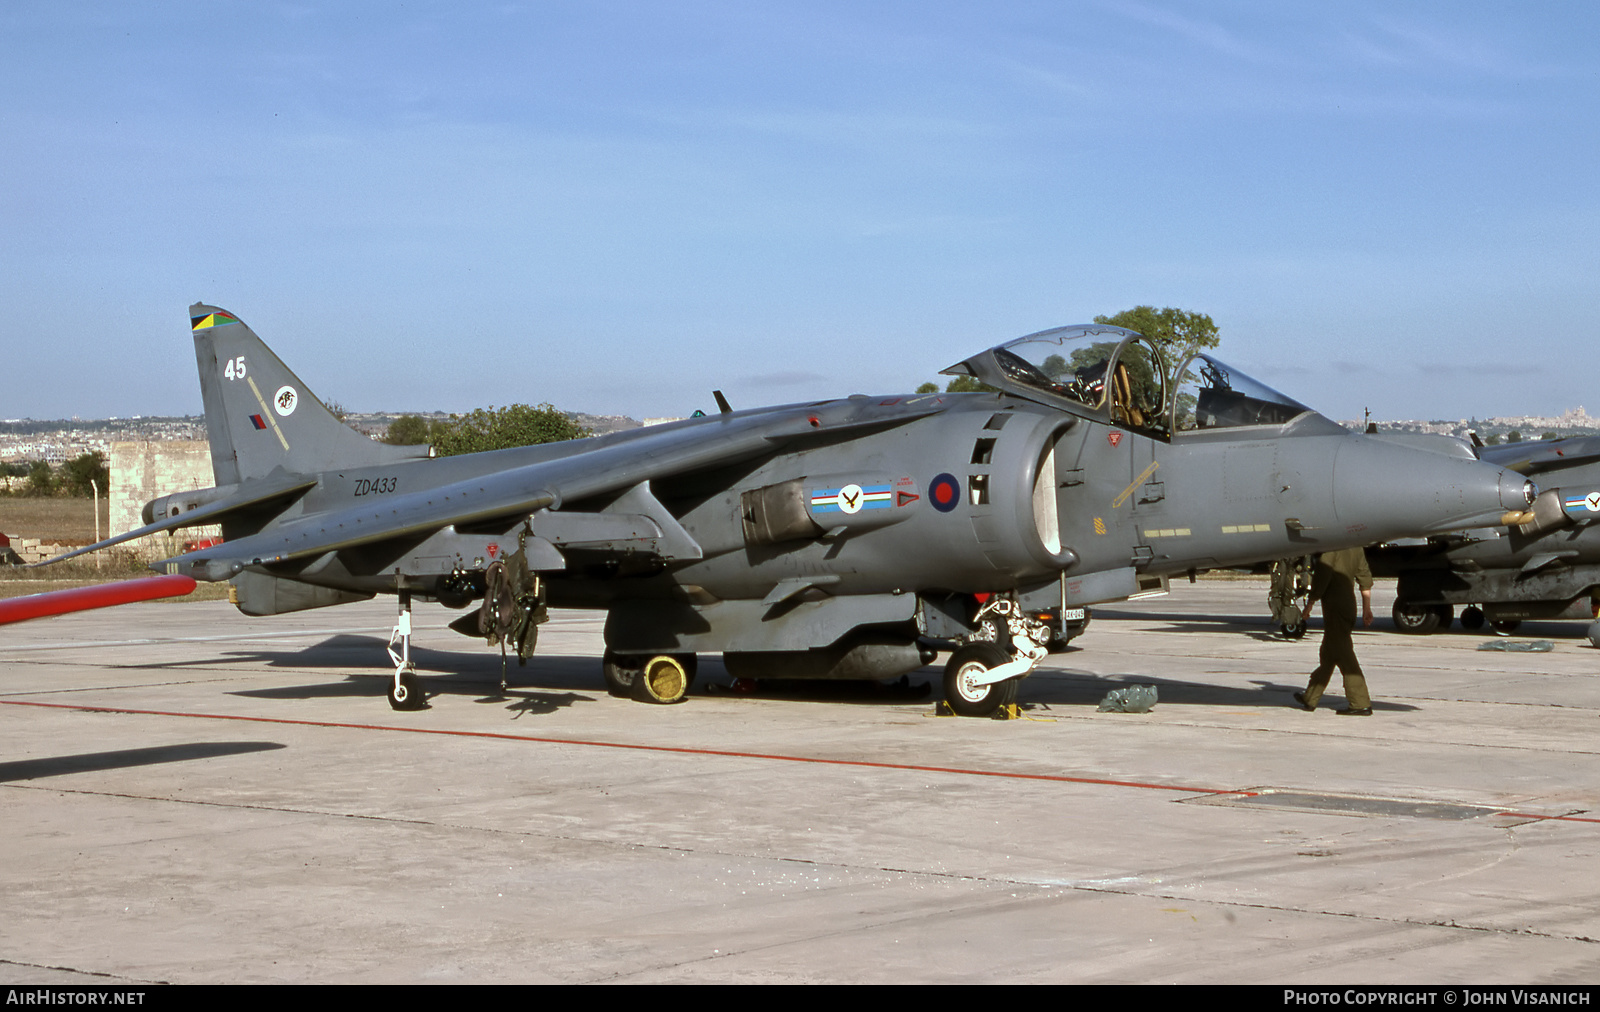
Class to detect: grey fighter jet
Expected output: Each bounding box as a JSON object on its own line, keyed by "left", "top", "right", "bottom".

{"left": 1370, "top": 435, "right": 1600, "bottom": 634}
{"left": 47, "top": 307, "right": 1535, "bottom": 715}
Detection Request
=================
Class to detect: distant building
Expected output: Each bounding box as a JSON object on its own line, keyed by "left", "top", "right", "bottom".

{"left": 110, "top": 441, "right": 219, "bottom": 561}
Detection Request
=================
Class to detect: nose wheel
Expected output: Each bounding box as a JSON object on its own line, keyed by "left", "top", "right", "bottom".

{"left": 941, "top": 598, "right": 1048, "bottom": 717}
{"left": 943, "top": 643, "right": 1018, "bottom": 717}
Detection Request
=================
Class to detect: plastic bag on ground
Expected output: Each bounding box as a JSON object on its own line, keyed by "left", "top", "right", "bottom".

{"left": 1098, "top": 684, "right": 1159, "bottom": 712}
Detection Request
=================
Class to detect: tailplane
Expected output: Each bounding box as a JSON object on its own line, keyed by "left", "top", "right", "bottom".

{"left": 190, "top": 304, "right": 428, "bottom": 484}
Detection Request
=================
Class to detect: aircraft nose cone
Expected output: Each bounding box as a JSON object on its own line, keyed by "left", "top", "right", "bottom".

{"left": 1332, "top": 438, "right": 1527, "bottom": 538}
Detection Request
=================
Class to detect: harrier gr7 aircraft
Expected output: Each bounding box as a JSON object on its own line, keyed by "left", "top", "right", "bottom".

{"left": 46, "top": 306, "right": 1535, "bottom": 716}
{"left": 1369, "top": 434, "right": 1600, "bottom": 634}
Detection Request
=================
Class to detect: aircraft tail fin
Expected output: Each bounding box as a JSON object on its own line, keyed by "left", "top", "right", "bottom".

{"left": 190, "top": 304, "right": 428, "bottom": 484}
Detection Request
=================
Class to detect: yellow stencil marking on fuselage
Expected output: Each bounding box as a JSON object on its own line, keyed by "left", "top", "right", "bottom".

{"left": 246, "top": 375, "right": 291, "bottom": 452}
{"left": 1111, "top": 460, "right": 1160, "bottom": 509}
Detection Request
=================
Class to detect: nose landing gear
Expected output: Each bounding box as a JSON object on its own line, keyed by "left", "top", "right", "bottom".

{"left": 942, "top": 598, "right": 1050, "bottom": 717}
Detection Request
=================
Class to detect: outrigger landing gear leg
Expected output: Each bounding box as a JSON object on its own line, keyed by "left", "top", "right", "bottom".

{"left": 386, "top": 590, "right": 427, "bottom": 711}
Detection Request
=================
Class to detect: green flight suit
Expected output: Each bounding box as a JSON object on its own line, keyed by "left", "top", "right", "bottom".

{"left": 1302, "top": 547, "right": 1373, "bottom": 710}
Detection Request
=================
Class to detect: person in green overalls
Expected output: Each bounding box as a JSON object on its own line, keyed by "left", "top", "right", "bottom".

{"left": 1293, "top": 547, "right": 1375, "bottom": 716}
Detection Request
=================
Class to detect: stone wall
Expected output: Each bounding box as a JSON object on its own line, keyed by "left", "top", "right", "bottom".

{"left": 3, "top": 537, "right": 69, "bottom": 565}
{"left": 110, "top": 441, "right": 220, "bottom": 561}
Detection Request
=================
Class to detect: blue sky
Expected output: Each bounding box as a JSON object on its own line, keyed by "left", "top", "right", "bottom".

{"left": 3, "top": 2, "right": 1596, "bottom": 423}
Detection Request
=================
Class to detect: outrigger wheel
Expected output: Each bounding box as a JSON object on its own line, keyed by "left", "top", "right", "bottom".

{"left": 388, "top": 668, "right": 426, "bottom": 711}
{"left": 942, "top": 642, "right": 1019, "bottom": 717}
{"left": 386, "top": 591, "right": 428, "bottom": 711}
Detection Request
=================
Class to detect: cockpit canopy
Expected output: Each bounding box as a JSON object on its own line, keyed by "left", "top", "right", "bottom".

{"left": 1170, "top": 353, "right": 1311, "bottom": 432}
{"left": 943, "top": 324, "right": 1314, "bottom": 438}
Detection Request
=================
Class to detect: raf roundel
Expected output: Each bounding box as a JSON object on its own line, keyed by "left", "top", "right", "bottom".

{"left": 929, "top": 472, "right": 961, "bottom": 513}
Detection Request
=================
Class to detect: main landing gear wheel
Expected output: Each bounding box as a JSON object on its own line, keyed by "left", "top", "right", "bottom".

{"left": 1491, "top": 619, "right": 1521, "bottom": 635}
{"left": 602, "top": 650, "right": 644, "bottom": 698}
{"left": 942, "top": 643, "right": 1018, "bottom": 718}
{"left": 1392, "top": 601, "right": 1441, "bottom": 635}
{"left": 388, "top": 669, "right": 426, "bottom": 711}
{"left": 1461, "top": 606, "right": 1486, "bottom": 631}
{"left": 634, "top": 654, "right": 697, "bottom": 704}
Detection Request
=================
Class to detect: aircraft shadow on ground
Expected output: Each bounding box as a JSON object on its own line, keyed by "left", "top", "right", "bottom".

{"left": 693, "top": 674, "right": 938, "bottom": 705}
{"left": 1092, "top": 608, "right": 1258, "bottom": 626}
{"left": 0, "top": 742, "right": 286, "bottom": 782}
{"left": 222, "top": 636, "right": 604, "bottom": 715}
{"left": 179, "top": 631, "right": 1425, "bottom": 715}
{"left": 1019, "top": 669, "right": 1421, "bottom": 714}
{"left": 217, "top": 637, "right": 934, "bottom": 712}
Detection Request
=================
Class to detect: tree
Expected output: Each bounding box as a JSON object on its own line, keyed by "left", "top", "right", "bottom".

{"left": 430, "top": 404, "right": 591, "bottom": 457}
{"left": 1092, "top": 306, "right": 1220, "bottom": 364}
{"left": 60, "top": 451, "right": 109, "bottom": 497}
{"left": 24, "top": 460, "right": 55, "bottom": 497}
{"left": 1507, "top": 430, "right": 1523, "bottom": 443}
{"left": 911, "top": 377, "right": 997, "bottom": 394}
{"left": 384, "top": 414, "right": 435, "bottom": 446}
{"left": 1094, "top": 306, "right": 1219, "bottom": 422}
{"left": 944, "top": 375, "right": 996, "bottom": 394}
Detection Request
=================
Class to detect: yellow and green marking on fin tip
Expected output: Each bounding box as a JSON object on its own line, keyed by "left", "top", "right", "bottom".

{"left": 190, "top": 311, "right": 240, "bottom": 331}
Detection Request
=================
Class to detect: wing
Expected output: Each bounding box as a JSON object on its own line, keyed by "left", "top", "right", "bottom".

{"left": 162, "top": 394, "right": 949, "bottom": 581}
{"left": 1478, "top": 435, "right": 1600, "bottom": 475}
